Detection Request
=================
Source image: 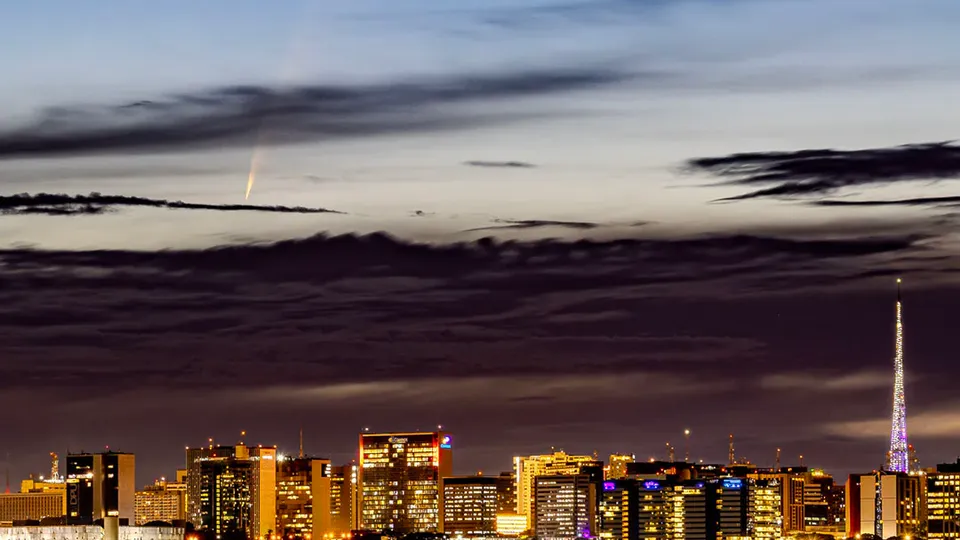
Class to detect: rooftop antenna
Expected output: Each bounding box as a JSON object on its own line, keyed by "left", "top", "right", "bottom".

{"left": 299, "top": 427, "right": 304, "bottom": 459}
{"left": 776, "top": 448, "right": 781, "bottom": 473}
{"left": 684, "top": 429, "right": 691, "bottom": 463}
{"left": 666, "top": 442, "right": 675, "bottom": 463}
{"left": 50, "top": 452, "right": 60, "bottom": 481}
{"left": 4, "top": 467, "right": 9, "bottom": 494}
{"left": 728, "top": 434, "right": 735, "bottom": 466}
{"left": 799, "top": 454, "right": 805, "bottom": 467}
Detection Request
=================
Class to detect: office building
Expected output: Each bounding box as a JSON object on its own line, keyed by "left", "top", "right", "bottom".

{"left": 711, "top": 478, "right": 747, "bottom": 538}
{"left": 533, "top": 474, "right": 596, "bottom": 540}
{"left": 844, "top": 474, "right": 862, "bottom": 538}
{"left": 515, "top": 451, "right": 599, "bottom": 519}
{"left": 664, "top": 482, "right": 707, "bottom": 540}
{"left": 747, "top": 480, "right": 782, "bottom": 540}
{"left": 496, "top": 514, "right": 529, "bottom": 537}
{"left": 928, "top": 460, "right": 960, "bottom": 539}
{"left": 636, "top": 480, "right": 666, "bottom": 539}
{"left": 189, "top": 443, "right": 276, "bottom": 539}
{"left": 358, "top": 431, "right": 452, "bottom": 534}
{"left": 277, "top": 457, "right": 332, "bottom": 538}
{"left": 0, "top": 492, "right": 64, "bottom": 524}
{"left": 857, "top": 471, "right": 925, "bottom": 539}
{"left": 65, "top": 452, "right": 136, "bottom": 525}
{"left": 598, "top": 480, "right": 637, "bottom": 540}
{"left": 330, "top": 463, "right": 358, "bottom": 534}
{"left": 186, "top": 444, "right": 240, "bottom": 526}
{"left": 606, "top": 455, "right": 635, "bottom": 481}
{"left": 441, "top": 476, "right": 498, "bottom": 538}
{"left": 747, "top": 471, "right": 804, "bottom": 534}
{"left": 496, "top": 472, "right": 517, "bottom": 515}
{"left": 135, "top": 479, "right": 186, "bottom": 525}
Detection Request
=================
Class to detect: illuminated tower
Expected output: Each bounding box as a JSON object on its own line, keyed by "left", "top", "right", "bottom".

{"left": 887, "top": 278, "right": 909, "bottom": 473}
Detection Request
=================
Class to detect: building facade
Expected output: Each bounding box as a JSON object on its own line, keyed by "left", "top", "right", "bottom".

{"left": 441, "top": 476, "right": 498, "bottom": 538}
{"left": 747, "top": 480, "right": 782, "bottom": 540}
{"left": 358, "top": 431, "right": 452, "bottom": 534}
{"left": 514, "top": 451, "right": 598, "bottom": 519}
{"left": 606, "top": 455, "right": 635, "bottom": 481}
{"left": 0, "top": 493, "right": 64, "bottom": 524}
{"left": 330, "top": 463, "right": 358, "bottom": 534}
{"left": 928, "top": 460, "right": 960, "bottom": 539}
{"left": 189, "top": 443, "right": 277, "bottom": 540}
{"left": 276, "top": 457, "right": 331, "bottom": 538}
{"left": 664, "top": 483, "right": 707, "bottom": 540}
{"left": 598, "top": 480, "right": 637, "bottom": 540}
{"left": 65, "top": 452, "right": 135, "bottom": 525}
{"left": 495, "top": 472, "right": 517, "bottom": 515}
{"left": 533, "top": 474, "right": 596, "bottom": 540}
{"left": 134, "top": 479, "right": 186, "bottom": 525}
{"left": 858, "top": 471, "right": 925, "bottom": 539}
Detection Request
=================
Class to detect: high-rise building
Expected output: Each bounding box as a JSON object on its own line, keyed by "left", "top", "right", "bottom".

{"left": 514, "top": 451, "right": 598, "bottom": 519}
{"left": 441, "top": 476, "right": 498, "bottom": 538}
{"left": 747, "top": 471, "right": 804, "bottom": 534}
{"left": 636, "top": 480, "right": 666, "bottom": 540}
{"left": 189, "top": 443, "right": 277, "bottom": 539}
{"left": 533, "top": 474, "right": 596, "bottom": 540}
{"left": 711, "top": 478, "right": 748, "bottom": 538}
{"left": 606, "top": 455, "right": 635, "bottom": 481}
{"left": 844, "top": 474, "right": 862, "bottom": 539}
{"left": 495, "top": 472, "right": 517, "bottom": 515}
{"left": 135, "top": 478, "right": 186, "bottom": 525}
{"left": 888, "top": 278, "right": 911, "bottom": 473}
{"left": 858, "top": 471, "right": 925, "bottom": 539}
{"left": 598, "top": 480, "right": 637, "bottom": 540}
{"left": 358, "top": 431, "right": 452, "bottom": 534}
{"left": 186, "top": 445, "right": 240, "bottom": 526}
{"left": 65, "top": 452, "right": 135, "bottom": 525}
{"left": 664, "top": 482, "right": 707, "bottom": 539}
{"left": 277, "top": 457, "right": 331, "bottom": 538}
{"left": 748, "top": 480, "right": 783, "bottom": 540}
{"left": 928, "top": 459, "right": 960, "bottom": 539}
{"left": 330, "top": 463, "right": 358, "bottom": 534}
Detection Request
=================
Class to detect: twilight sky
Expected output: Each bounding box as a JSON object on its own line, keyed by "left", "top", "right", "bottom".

{"left": 3, "top": 0, "right": 960, "bottom": 487}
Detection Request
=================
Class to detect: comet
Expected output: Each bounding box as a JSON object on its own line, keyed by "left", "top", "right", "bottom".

{"left": 245, "top": 146, "right": 263, "bottom": 200}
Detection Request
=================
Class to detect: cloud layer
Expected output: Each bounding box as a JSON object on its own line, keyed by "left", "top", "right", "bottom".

{"left": 0, "top": 69, "right": 626, "bottom": 159}
{"left": 0, "top": 192, "right": 341, "bottom": 216}
{"left": 688, "top": 141, "right": 960, "bottom": 201}
{"left": 3, "top": 229, "right": 960, "bottom": 483}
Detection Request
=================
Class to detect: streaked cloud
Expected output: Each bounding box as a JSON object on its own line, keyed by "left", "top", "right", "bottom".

{"left": 760, "top": 370, "right": 892, "bottom": 392}
{"left": 0, "top": 192, "right": 342, "bottom": 216}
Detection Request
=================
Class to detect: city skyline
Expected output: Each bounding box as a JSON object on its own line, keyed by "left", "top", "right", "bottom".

{"left": 4, "top": 0, "right": 960, "bottom": 501}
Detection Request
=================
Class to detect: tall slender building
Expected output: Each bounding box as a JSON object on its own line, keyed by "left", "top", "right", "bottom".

{"left": 359, "top": 431, "right": 452, "bottom": 534}
{"left": 888, "top": 278, "right": 910, "bottom": 473}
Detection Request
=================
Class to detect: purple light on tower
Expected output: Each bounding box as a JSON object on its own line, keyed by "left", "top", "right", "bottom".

{"left": 888, "top": 278, "right": 910, "bottom": 473}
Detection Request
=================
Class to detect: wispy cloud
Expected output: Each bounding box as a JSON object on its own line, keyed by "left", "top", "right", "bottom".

{"left": 760, "top": 370, "right": 891, "bottom": 392}
{"left": 0, "top": 69, "right": 628, "bottom": 159}
{"left": 464, "top": 160, "right": 536, "bottom": 168}
{"left": 825, "top": 407, "right": 960, "bottom": 439}
{"left": 0, "top": 193, "right": 342, "bottom": 216}
{"left": 814, "top": 196, "right": 960, "bottom": 208}
{"left": 464, "top": 219, "right": 598, "bottom": 232}
{"left": 687, "top": 141, "right": 960, "bottom": 201}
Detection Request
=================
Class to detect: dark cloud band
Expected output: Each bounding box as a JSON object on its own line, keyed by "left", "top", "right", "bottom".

{"left": 687, "top": 141, "right": 960, "bottom": 201}
{"left": 0, "top": 193, "right": 341, "bottom": 216}
{"left": 0, "top": 69, "right": 626, "bottom": 159}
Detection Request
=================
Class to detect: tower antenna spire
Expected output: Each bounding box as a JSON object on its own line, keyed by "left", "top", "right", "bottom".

{"left": 299, "top": 426, "right": 304, "bottom": 459}
{"left": 888, "top": 277, "right": 910, "bottom": 472}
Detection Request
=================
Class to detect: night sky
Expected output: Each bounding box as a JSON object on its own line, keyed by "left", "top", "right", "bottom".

{"left": 3, "top": 0, "right": 960, "bottom": 487}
